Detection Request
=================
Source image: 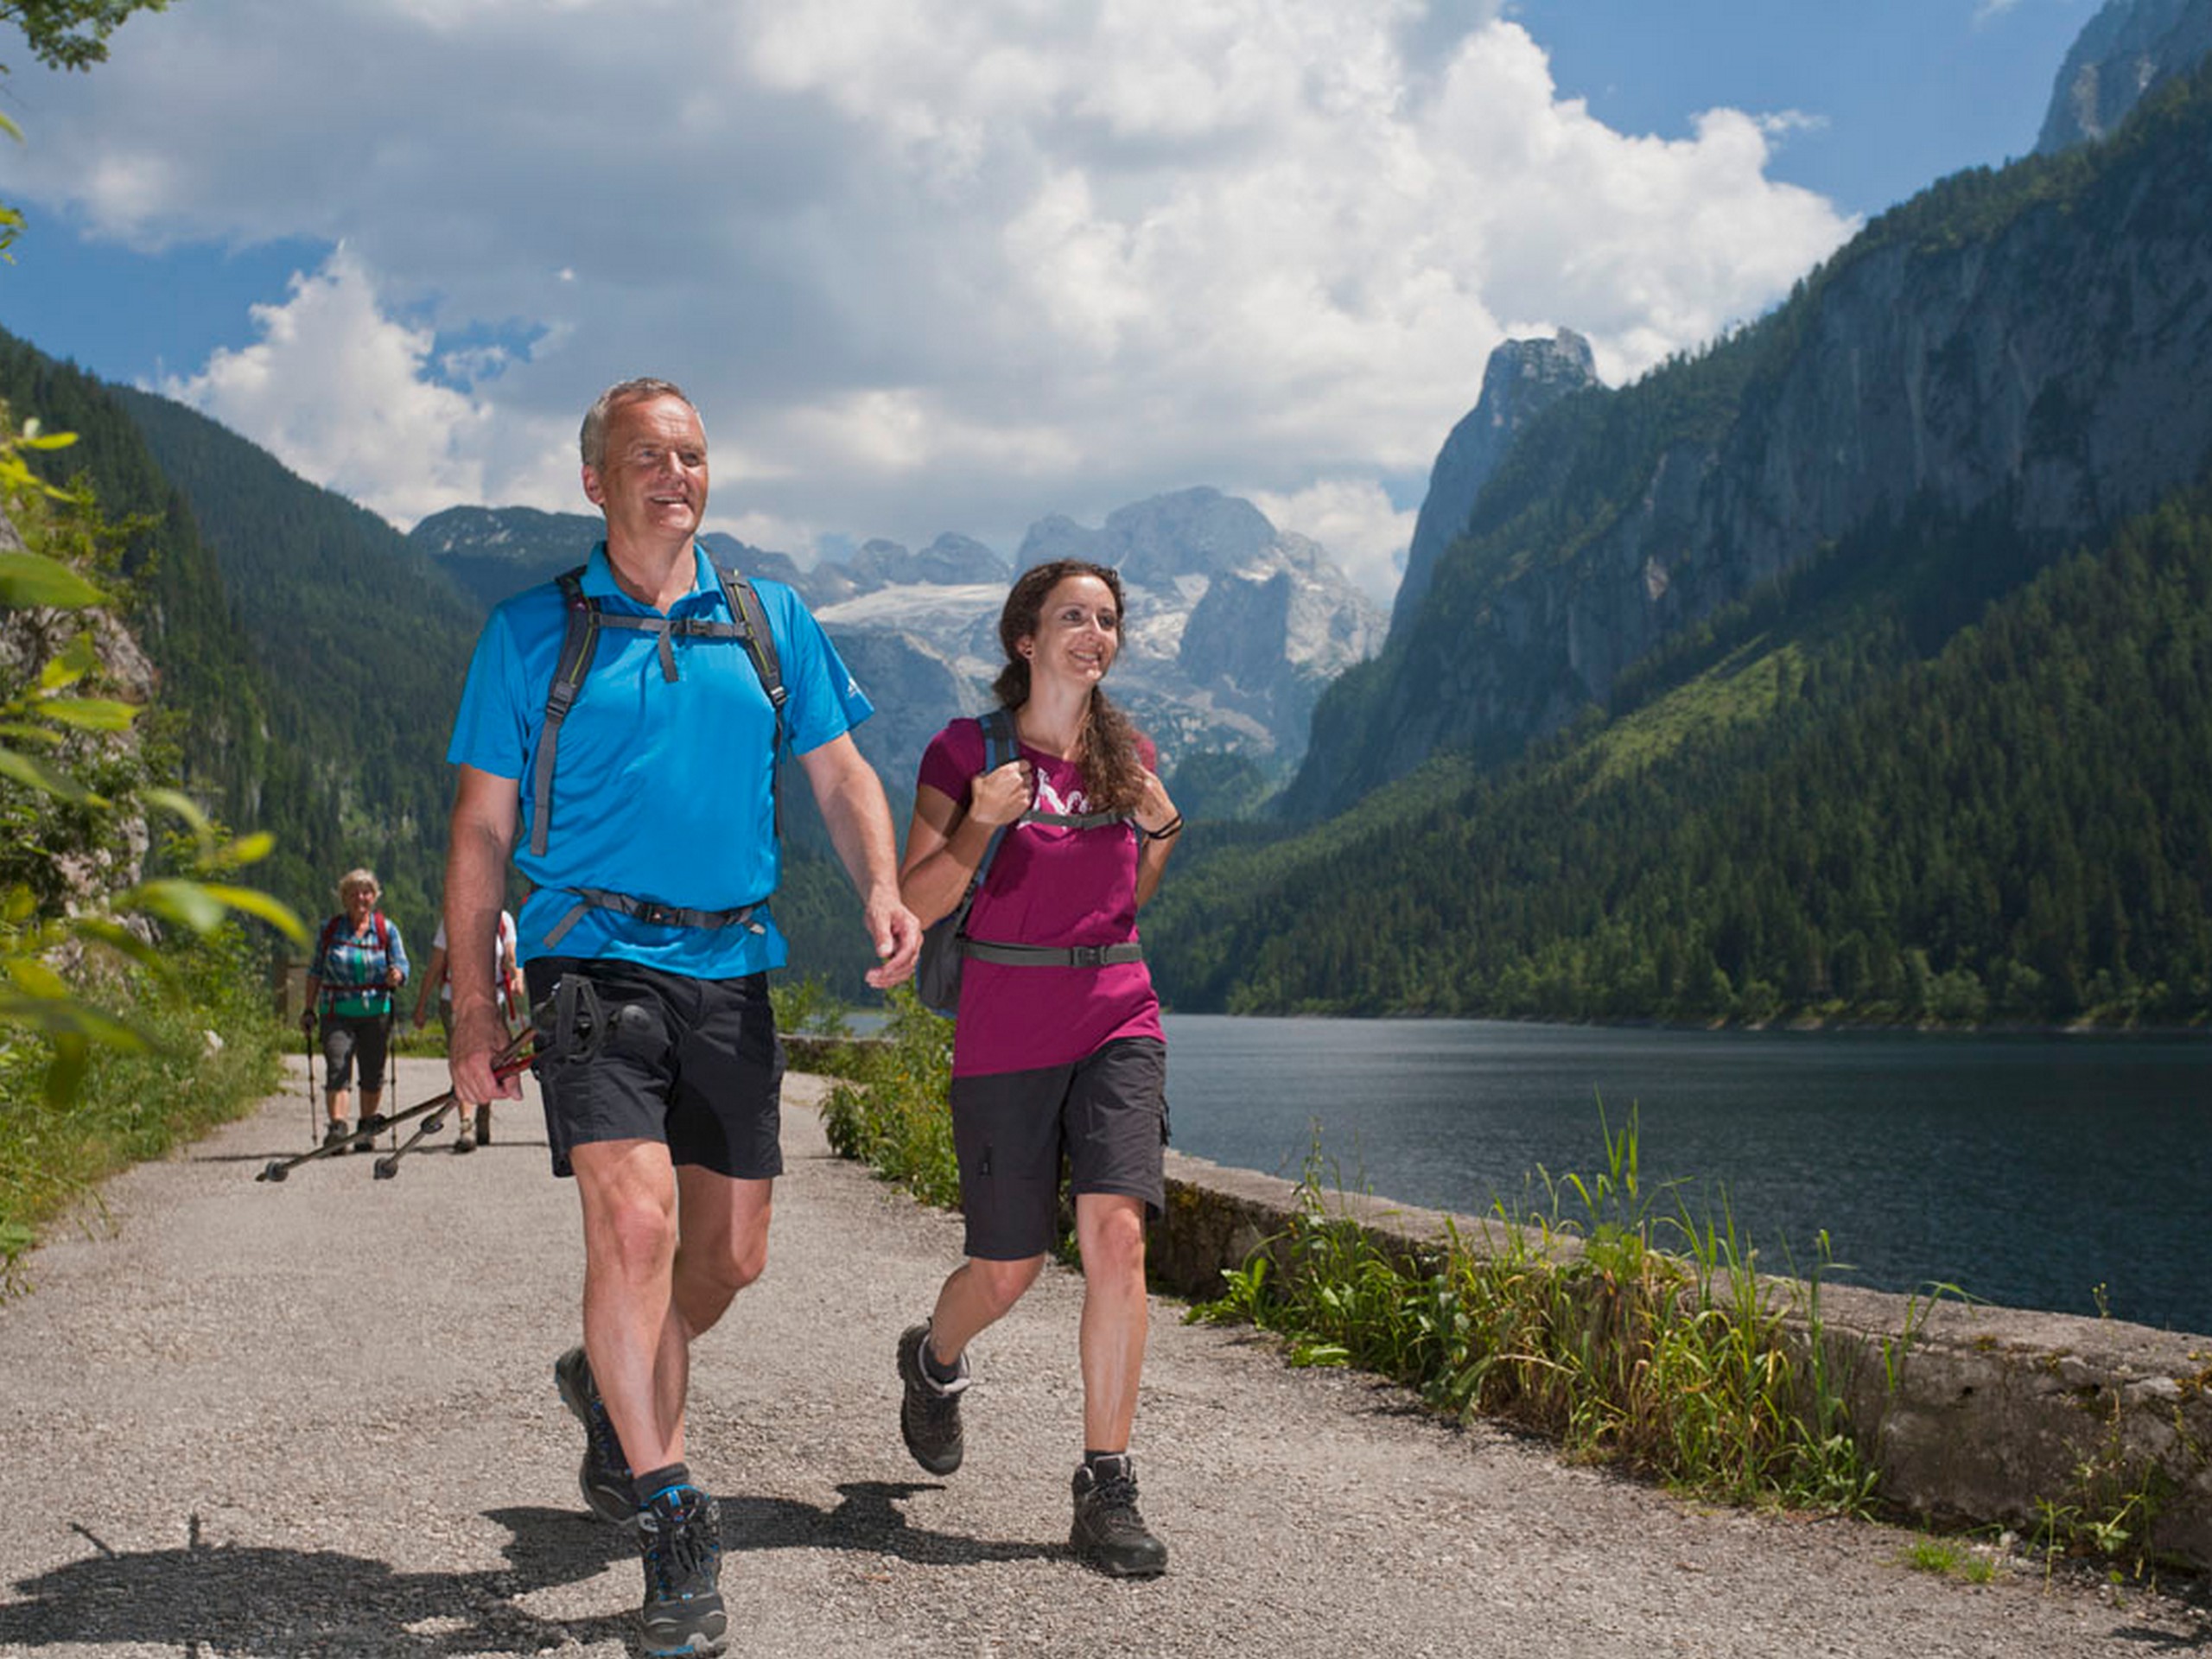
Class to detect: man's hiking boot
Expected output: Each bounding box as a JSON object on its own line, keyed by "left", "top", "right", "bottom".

{"left": 637, "top": 1483, "right": 726, "bottom": 1658}
{"left": 554, "top": 1345, "right": 638, "bottom": 1529}
{"left": 1070, "top": 1454, "right": 1168, "bottom": 1578}
{"left": 895, "top": 1321, "right": 968, "bottom": 1476}
{"left": 322, "top": 1119, "right": 350, "bottom": 1152}
{"left": 353, "top": 1113, "right": 386, "bottom": 1151}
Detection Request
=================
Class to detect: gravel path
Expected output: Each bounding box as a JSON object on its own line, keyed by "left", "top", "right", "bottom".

{"left": 2, "top": 1054, "right": 2205, "bottom": 1657}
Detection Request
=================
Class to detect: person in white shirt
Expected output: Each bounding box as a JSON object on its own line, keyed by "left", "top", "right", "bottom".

{"left": 413, "top": 906, "right": 523, "bottom": 1151}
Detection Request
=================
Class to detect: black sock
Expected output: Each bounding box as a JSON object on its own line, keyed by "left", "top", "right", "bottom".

{"left": 922, "top": 1340, "right": 963, "bottom": 1385}
{"left": 632, "top": 1462, "right": 691, "bottom": 1507}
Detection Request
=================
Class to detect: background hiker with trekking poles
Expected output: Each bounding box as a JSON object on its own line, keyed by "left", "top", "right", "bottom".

{"left": 302, "top": 868, "right": 410, "bottom": 1154}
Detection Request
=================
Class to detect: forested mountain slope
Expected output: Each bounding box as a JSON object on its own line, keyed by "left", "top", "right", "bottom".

{"left": 1147, "top": 485, "right": 2212, "bottom": 1025}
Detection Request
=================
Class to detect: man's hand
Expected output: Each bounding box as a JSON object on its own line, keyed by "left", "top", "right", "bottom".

{"left": 864, "top": 892, "right": 923, "bottom": 989}
{"left": 449, "top": 1003, "right": 525, "bottom": 1106}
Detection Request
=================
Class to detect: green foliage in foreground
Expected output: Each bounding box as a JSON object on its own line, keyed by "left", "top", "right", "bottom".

{"left": 1191, "top": 1109, "right": 1878, "bottom": 1513}
{"left": 0, "top": 923, "right": 285, "bottom": 1290}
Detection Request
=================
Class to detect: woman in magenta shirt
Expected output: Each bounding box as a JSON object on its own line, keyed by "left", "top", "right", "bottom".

{"left": 893, "top": 558, "right": 1185, "bottom": 1578}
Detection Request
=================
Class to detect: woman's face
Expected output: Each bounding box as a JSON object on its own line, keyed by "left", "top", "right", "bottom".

{"left": 344, "top": 884, "right": 378, "bottom": 921}
{"left": 1021, "top": 574, "right": 1121, "bottom": 687}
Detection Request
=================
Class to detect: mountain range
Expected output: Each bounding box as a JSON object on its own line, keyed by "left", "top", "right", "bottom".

{"left": 410, "top": 486, "right": 1384, "bottom": 823}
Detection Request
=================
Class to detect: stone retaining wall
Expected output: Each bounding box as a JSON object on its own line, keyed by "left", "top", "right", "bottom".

{"left": 1148, "top": 1147, "right": 2212, "bottom": 1573}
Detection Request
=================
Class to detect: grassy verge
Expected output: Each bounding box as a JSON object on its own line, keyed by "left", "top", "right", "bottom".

{"left": 812, "top": 986, "right": 960, "bottom": 1211}
{"left": 0, "top": 925, "right": 288, "bottom": 1293}
{"left": 1192, "top": 1111, "right": 1878, "bottom": 1513}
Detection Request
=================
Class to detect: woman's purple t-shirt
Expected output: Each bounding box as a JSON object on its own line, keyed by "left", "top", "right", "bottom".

{"left": 918, "top": 715, "right": 1164, "bottom": 1078}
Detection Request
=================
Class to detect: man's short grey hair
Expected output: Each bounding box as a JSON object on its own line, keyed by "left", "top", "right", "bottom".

{"left": 579, "top": 378, "right": 697, "bottom": 469}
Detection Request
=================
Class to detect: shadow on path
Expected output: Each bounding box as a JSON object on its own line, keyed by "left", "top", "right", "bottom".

{"left": 0, "top": 1485, "right": 1054, "bottom": 1655}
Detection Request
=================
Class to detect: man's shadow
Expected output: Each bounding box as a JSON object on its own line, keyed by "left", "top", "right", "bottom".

{"left": 0, "top": 1484, "right": 1052, "bottom": 1655}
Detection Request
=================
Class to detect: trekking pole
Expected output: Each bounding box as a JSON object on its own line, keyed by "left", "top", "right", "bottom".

{"left": 302, "top": 1005, "right": 317, "bottom": 1147}
{"left": 257, "top": 1026, "right": 535, "bottom": 1185}
{"left": 369, "top": 998, "right": 400, "bottom": 1155}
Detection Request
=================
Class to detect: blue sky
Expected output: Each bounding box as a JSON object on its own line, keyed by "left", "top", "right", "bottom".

{"left": 0, "top": 0, "right": 2100, "bottom": 599}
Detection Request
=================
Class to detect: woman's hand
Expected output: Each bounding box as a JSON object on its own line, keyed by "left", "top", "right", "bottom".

{"left": 1134, "top": 769, "right": 1180, "bottom": 838}
{"left": 969, "top": 758, "right": 1034, "bottom": 826}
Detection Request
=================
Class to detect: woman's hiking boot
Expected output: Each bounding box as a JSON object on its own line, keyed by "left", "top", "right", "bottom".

{"left": 1070, "top": 1453, "right": 1167, "bottom": 1578}
{"left": 636, "top": 1483, "right": 726, "bottom": 1657}
{"left": 322, "top": 1119, "right": 351, "bottom": 1152}
{"left": 895, "top": 1321, "right": 968, "bottom": 1476}
{"left": 554, "top": 1345, "right": 638, "bottom": 1529}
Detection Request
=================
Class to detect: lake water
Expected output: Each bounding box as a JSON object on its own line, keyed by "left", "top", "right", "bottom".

{"left": 1157, "top": 1015, "right": 2212, "bottom": 1336}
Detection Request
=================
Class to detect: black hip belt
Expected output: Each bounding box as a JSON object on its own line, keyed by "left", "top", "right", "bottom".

{"left": 543, "top": 887, "right": 767, "bottom": 949}
{"left": 960, "top": 939, "right": 1142, "bottom": 969}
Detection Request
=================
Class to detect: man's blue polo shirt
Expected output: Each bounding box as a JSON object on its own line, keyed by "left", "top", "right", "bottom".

{"left": 447, "top": 541, "right": 872, "bottom": 977}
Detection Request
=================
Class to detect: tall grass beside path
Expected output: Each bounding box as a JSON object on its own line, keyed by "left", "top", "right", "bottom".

{"left": 1192, "top": 1110, "right": 1878, "bottom": 1515}
{"left": 0, "top": 925, "right": 286, "bottom": 1292}
{"left": 814, "top": 985, "right": 962, "bottom": 1211}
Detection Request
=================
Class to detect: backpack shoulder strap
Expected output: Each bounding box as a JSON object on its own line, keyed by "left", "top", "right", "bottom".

{"left": 969, "top": 709, "right": 1020, "bottom": 896}
{"left": 713, "top": 562, "right": 785, "bottom": 730}
{"left": 714, "top": 561, "right": 787, "bottom": 846}
{"left": 531, "top": 565, "right": 600, "bottom": 859}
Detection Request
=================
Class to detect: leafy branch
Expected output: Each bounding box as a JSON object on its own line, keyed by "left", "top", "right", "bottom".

{"left": 1, "top": 411, "right": 304, "bottom": 1104}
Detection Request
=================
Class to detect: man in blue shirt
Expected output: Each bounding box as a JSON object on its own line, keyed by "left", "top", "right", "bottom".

{"left": 443, "top": 377, "right": 918, "bottom": 1659}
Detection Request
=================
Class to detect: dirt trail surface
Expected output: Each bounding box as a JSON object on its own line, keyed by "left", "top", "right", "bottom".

{"left": 3, "top": 1055, "right": 2205, "bottom": 1658}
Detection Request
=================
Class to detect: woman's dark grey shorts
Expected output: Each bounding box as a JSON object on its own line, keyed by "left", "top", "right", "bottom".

{"left": 949, "top": 1037, "right": 1168, "bottom": 1261}
{"left": 320, "top": 1014, "right": 391, "bottom": 1092}
{"left": 525, "top": 957, "right": 784, "bottom": 1181}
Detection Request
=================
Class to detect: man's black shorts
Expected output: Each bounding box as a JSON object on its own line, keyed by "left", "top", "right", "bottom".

{"left": 524, "top": 957, "right": 784, "bottom": 1181}
{"left": 949, "top": 1037, "right": 1168, "bottom": 1261}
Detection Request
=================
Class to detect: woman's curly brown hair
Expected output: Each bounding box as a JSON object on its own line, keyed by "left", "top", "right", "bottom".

{"left": 991, "top": 559, "right": 1149, "bottom": 812}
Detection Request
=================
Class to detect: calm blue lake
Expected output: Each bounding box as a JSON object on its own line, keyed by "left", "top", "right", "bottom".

{"left": 1157, "top": 1015, "right": 2212, "bottom": 1336}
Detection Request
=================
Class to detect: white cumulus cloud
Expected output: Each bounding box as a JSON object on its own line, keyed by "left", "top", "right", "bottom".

{"left": 14, "top": 0, "right": 1859, "bottom": 590}
{"left": 160, "top": 247, "right": 495, "bottom": 528}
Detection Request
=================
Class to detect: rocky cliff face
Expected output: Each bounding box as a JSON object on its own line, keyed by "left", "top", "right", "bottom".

{"left": 821, "top": 486, "right": 1384, "bottom": 791}
{"left": 2037, "top": 0, "right": 2212, "bottom": 154}
{"left": 1392, "top": 328, "right": 1599, "bottom": 639}
{"left": 1287, "top": 65, "right": 2212, "bottom": 818}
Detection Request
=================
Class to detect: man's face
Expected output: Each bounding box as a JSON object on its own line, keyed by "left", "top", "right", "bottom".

{"left": 582, "top": 394, "right": 709, "bottom": 549}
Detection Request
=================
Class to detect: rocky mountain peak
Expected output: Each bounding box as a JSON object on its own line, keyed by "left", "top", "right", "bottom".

{"left": 1392, "top": 327, "right": 1599, "bottom": 638}
{"left": 2037, "top": 0, "right": 2212, "bottom": 154}
{"left": 1017, "top": 486, "right": 1281, "bottom": 588}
